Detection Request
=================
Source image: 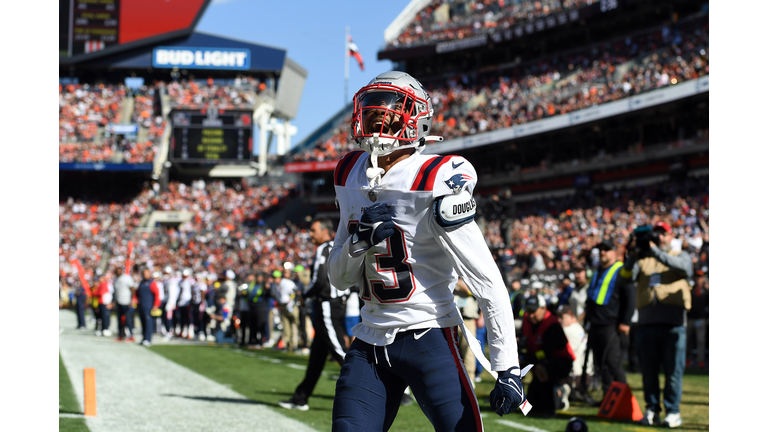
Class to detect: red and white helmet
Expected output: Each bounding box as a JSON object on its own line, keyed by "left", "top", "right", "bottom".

{"left": 352, "top": 71, "right": 442, "bottom": 157}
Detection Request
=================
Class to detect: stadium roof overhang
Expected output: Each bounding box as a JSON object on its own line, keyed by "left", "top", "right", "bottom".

{"left": 66, "top": 31, "right": 288, "bottom": 74}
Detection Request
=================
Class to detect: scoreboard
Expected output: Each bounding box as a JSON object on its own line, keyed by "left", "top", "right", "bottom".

{"left": 70, "top": 0, "right": 120, "bottom": 54}
{"left": 59, "top": 0, "right": 208, "bottom": 57}
{"left": 170, "top": 109, "right": 253, "bottom": 163}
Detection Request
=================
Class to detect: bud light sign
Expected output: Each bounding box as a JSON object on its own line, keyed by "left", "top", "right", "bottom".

{"left": 153, "top": 47, "right": 251, "bottom": 70}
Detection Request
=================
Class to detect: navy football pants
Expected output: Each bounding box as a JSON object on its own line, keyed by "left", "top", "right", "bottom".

{"left": 332, "top": 326, "right": 482, "bottom": 432}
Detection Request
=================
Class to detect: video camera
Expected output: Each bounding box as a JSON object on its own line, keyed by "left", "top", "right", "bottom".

{"left": 629, "top": 225, "right": 660, "bottom": 257}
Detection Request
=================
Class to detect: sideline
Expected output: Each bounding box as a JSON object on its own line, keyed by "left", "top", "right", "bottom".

{"left": 59, "top": 310, "right": 318, "bottom": 432}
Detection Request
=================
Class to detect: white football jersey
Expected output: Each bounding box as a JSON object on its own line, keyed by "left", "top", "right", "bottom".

{"left": 329, "top": 150, "right": 519, "bottom": 371}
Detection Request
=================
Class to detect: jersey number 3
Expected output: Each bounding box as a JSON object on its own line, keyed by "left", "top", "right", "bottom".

{"left": 348, "top": 221, "right": 416, "bottom": 303}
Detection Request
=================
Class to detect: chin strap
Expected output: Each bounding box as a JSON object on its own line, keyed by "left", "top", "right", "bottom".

{"left": 365, "top": 135, "right": 386, "bottom": 188}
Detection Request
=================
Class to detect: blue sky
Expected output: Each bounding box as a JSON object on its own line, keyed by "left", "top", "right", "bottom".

{"left": 196, "top": 0, "right": 412, "bottom": 148}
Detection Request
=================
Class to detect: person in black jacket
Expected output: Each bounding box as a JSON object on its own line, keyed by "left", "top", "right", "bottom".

{"left": 279, "top": 219, "right": 350, "bottom": 411}
{"left": 584, "top": 238, "right": 636, "bottom": 399}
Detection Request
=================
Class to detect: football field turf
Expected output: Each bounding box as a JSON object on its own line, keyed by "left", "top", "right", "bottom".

{"left": 150, "top": 344, "right": 709, "bottom": 431}
{"left": 59, "top": 353, "right": 90, "bottom": 432}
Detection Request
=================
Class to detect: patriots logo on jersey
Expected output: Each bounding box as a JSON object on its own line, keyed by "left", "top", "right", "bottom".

{"left": 444, "top": 173, "right": 473, "bottom": 193}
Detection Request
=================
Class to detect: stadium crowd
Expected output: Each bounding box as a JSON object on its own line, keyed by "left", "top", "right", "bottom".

{"left": 59, "top": 76, "right": 265, "bottom": 164}
{"left": 60, "top": 174, "right": 708, "bottom": 375}
{"left": 59, "top": 179, "right": 297, "bottom": 287}
{"left": 290, "top": 19, "right": 708, "bottom": 163}
{"left": 386, "top": 0, "right": 591, "bottom": 50}
{"left": 59, "top": 83, "right": 125, "bottom": 144}
{"left": 165, "top": 76, "right": 265, "bottom": 109}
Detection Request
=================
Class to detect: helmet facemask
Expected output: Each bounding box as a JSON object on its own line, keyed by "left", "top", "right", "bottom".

{"left": 353, "top": 83, "right": 428, "bottom": 158}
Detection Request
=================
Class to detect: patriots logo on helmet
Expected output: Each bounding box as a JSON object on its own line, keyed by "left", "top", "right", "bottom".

{"left": 444, "top": 173, "right": 473, "bottom": 193}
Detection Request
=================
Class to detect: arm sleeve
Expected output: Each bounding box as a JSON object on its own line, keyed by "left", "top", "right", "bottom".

{"left": 150, "top": 281, "right": 161, "bottom": 309}
{"left": 328, "top": 217, "right": 366, "bottom": 290}
{"left": 649, "top": 247, "right": 694, "bottom": 278}
{"left": 431, "top": 218, "right": 520, "bottom": 372}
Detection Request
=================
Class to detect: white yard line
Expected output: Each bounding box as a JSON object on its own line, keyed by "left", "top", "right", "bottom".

{"left": 496, "top": 419, "right": 551, "bottom": 432}
{"left": 59, "top": 310, "right": 318, "bottom": 432}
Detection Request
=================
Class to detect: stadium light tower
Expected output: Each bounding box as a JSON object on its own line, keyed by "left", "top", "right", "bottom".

{"left": 253, "top": 57, "right": 306, "bottom": 176}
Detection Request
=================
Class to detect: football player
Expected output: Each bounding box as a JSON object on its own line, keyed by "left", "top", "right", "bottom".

{"left": 329, "top": 71, "right": 527, "bottom": 431}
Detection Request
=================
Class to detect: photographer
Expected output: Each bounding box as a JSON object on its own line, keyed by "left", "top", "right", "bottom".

{"left": 627, "top": 222, "right": 692, "bottom": 428}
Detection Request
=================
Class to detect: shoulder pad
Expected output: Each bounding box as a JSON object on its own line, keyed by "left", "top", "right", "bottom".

{"left": 433, "top": 189, "right": 476, "bottom": 228}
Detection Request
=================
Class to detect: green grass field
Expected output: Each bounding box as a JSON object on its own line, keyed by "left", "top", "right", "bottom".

{"left": 59, "top": 353, "right": 90, "bottom": 432}
{"left": 151, "top": 344, "right": 709, "bottom": 431}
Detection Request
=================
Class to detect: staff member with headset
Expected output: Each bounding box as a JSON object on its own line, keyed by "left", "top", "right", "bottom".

{"left": 628, "top": 222, "right": 692, "bottom": 429}
{"left": 584, "top": 238, "right": 636, "bottom": 401}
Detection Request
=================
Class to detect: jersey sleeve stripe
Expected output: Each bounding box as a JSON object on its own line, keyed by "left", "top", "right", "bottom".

{"left": 334, "top": 150, "right": 365, "bottom": 186}
{"left": 410, "top": 155, "right": 450, "bottom": 191}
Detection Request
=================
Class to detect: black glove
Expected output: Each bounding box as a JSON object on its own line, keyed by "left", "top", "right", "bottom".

{"left": 350, "top": 203, "right": 395, "bottom": 254}
{"left": 489, "top": 366, "right": 526, "bottom": 417}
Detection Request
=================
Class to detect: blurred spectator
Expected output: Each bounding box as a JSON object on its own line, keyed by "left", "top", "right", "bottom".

{"left": 455, "top": 278, "right": 480, "bottom": 385}
{"left": 568, "top": 265, "right": 589, "bottom": 323}
{"left": 209, "top": 294, "right": 235, "bottom": 343}
{"left": 136, "top": 268, "right": 162, "bottom": 347}
{"left": 246, "top": 272, "right": 271, "bottom": 348}
{"left": 113, "top": 266, "right": 135, "bottom": 340}
{"left": 272, "top": 270, "right": 300, "bottom": 352}
{"left": 557, "top": 305, "right": 592, "bottom": 406}
{"left": 93, "top": 275, "right": 113, "bottom": 337}
{"left": 686, "top": 270, "right": 708, "bottom": 369}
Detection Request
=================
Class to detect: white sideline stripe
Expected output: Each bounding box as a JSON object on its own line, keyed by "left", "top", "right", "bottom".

{"left": 287, "top": 363, "right": 305, "bottom": 370}
{"left": 496, "top": 419, "right": 550, "bottom": 432}
{"left": 59, "top": 413, "right": 86, "bottom": 418}
{"left": 59, "top": 310, "right": 318, "bottom": 432}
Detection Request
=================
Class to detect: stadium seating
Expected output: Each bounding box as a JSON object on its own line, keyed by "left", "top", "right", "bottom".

{"left": 59, "top": 179, "right": 296, "bottom": 283}
{"left": 165, "top": 76, "right": 265, "bottom": 109}
{"left": 59, "top": 76, "right": 266, "bottom": 164}
{"left": 385, "top": 0, "right": 592, "bottom": 50}
{"left": 289, "top": 20, "right": 708, "bottom": 163}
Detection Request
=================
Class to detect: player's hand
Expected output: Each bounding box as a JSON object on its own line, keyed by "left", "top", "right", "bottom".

{"left": 489, "top": 367, "right": 527, "bottom": 417}
{"left": 353, "top": 203, "right": 395, "bottom": 249}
